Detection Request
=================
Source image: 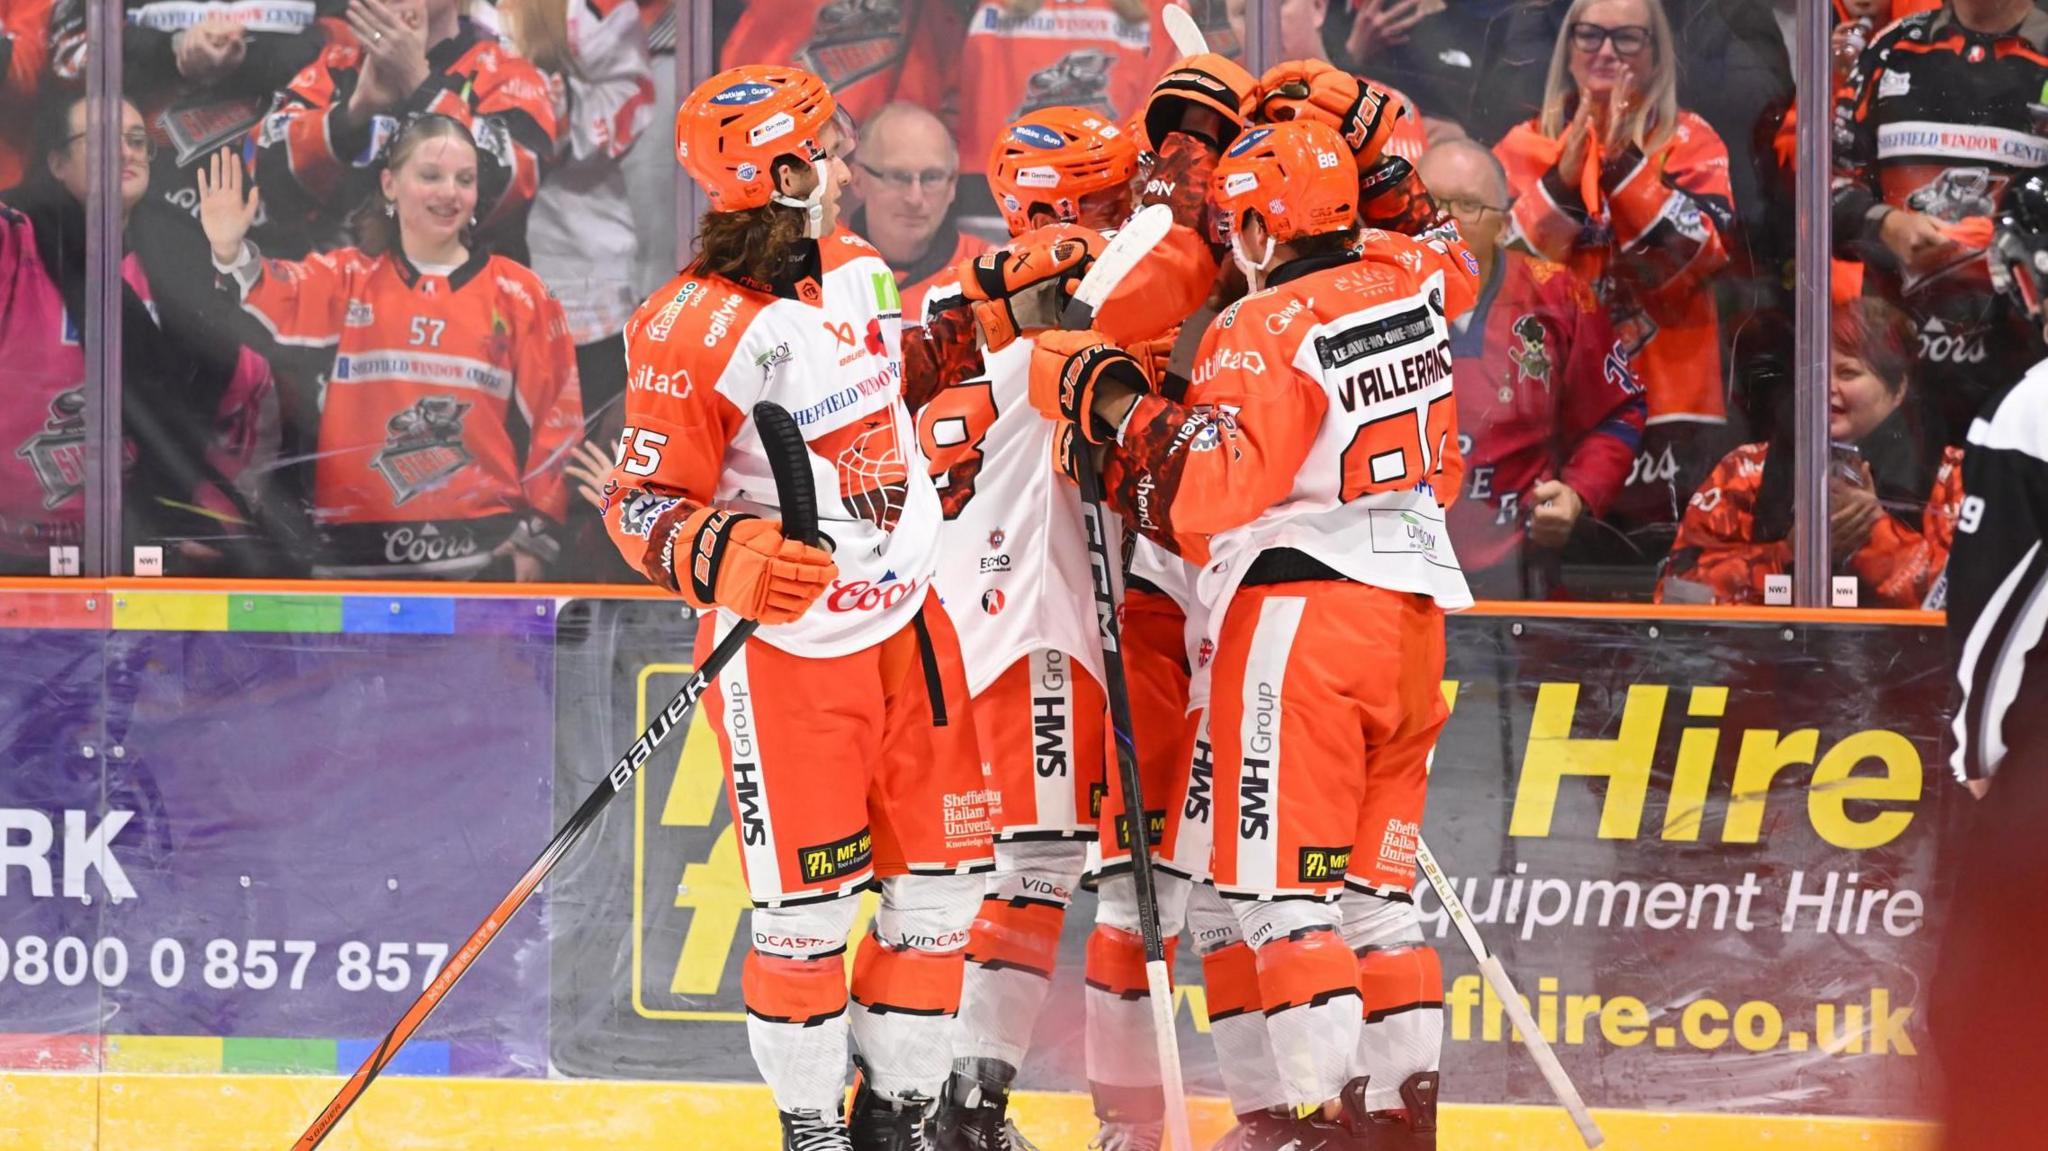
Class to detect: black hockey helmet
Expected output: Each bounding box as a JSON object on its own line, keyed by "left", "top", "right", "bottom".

{"left": 1989, "top": 173, "right": 2048, "bottom": 320}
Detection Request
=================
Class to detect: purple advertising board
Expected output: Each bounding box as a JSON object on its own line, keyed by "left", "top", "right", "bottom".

{"left": 0, "top": 606, "right": 557, "bottom": 1078}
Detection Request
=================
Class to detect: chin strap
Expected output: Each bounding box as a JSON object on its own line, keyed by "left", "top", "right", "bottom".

{"left": 1232, "top": 230, "right": 1275, "bottom": 293}
{"left": 772, "top": 158, "right": 830, "bottom": 239}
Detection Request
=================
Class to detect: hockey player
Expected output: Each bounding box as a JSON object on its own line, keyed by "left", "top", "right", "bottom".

{"left": 596, "top": 65, "right": 1065, "bottom": 1151}
{"left": 929, "top": 48, "right": 1272, "bottom": 1149}
{"left": 195, "top": 116, "right": 580, "bottom": 580}
{"left": 917, "top": 106, "right": 1134, "bottom": 1151}
{"left": 1029, "top": 118, "right": 1474, "bottom": 1149}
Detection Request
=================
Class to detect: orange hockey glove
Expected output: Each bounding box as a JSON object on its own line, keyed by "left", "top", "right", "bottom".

{"left": 953, "top": 235, "right": 1100, "bottom": 352}
{"left": 1138, "top": 131, "right": 1220, "bottom": 234}
{"left": 1029, "top": 329, "right": 1149, "bottom": 444}
{"left": 1144, "top": 52, "right": 1257, "bottom": 153}
{"left": 1255, "top": 60, "right": 1404, "bottom": 175}
{"left": 667, "top": 508, "right": 838, "bottom": 625}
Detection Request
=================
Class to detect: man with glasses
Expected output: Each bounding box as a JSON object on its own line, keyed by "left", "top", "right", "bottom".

{"left": 847, "top": 101, "right": 990, "bottom": 323}
{"left": 1419, "top": 139, "right": 1645, "bottom": 600}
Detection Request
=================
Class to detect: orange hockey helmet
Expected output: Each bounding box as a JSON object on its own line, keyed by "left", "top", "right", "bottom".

{"left": 1209, "top": 120, "right": 1357, "bottom": 245}
{"left": 987, "top": 107, "right": 1140, "bottom": 236}
{"left": 1254, "top": 59, "right": 1404, "bottom": 175}
{"left": 675, "top": 65, "right": 838, "bottom": 217}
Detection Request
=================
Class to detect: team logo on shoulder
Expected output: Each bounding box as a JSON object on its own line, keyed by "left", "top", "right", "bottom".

{"left": 1509, "top": 313, "right": 1552, "bottom": 388}
{"left": 15, "top": 388, "right": 88, "bottom": 510}
{"left": 372, "top": 395, "right": 474, "bottom": 505}
{"left": 1014, "top": 49, "right": 1119, "bottom": 119}
{"left": 796, "top": 0, "right": 909, "bottom": 94}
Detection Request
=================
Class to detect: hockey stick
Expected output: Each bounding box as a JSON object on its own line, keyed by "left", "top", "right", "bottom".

{"left": 288, "top": 401, "right": 820, "bottom": 1151}
{"left": 1413, "top": 838, "right": 1604, "bottom": 1148}
{"left": 1059, "top": 203, "right": 1196, "bottom": 1151}
{"left": 1162, "top": 3, "right": 1210, "bottom": 57}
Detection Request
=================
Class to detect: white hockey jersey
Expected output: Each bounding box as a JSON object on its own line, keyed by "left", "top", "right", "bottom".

{"left": 605, "top": 232, "right": 943, "bottom": 659}
{"left": 915, "top": 295, "right": 1108, "bottom": 695}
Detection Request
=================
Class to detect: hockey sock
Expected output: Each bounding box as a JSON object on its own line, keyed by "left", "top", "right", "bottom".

{"left": 1343, "top": 890, "right": 1444, "bottom": 1113}
{"left": 851, "top": 873, "right": 980, "bottom": 1100}
{"left": 1236, "top": 900, "right": 1360, "bottom": 1109}
{"left": 956, "top": 842, "right": 1084, "bottom": 1070}
{"left": 1084, "top": 871, "right": 1190, "bottom": 1121}
{"left": 745, "top": 897, "right": 862, "bottom": 1114}
{"left": 1190, "top": 883, "right": 1290, "bottom": 1115}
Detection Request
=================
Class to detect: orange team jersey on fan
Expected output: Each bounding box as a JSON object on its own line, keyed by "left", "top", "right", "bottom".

{"left": 1102, "top": 236, "right": 1478, "bottom": 635}
{"left": 603, "top": 233, "right": 948, "bottom": 659}
{"left": 720, "top": 0, "right": 964, "bottom": 124}
{"left": 227, "top": 246, "right": 580, "bottom": 555}
{"left": 911, "top": 223, "right": 1125, "bottom": 694}
{"left": 256, "top": 24, "right": 559, "bottom": 231}
{"left": 1658, "top": 442, "right": 1963, "bottom": 608}
{"left": 1495, "top": 110, "right": 1733, "bottom": 425}
{"left": 955, "top": 0, "right": 1171, "bottom": 176}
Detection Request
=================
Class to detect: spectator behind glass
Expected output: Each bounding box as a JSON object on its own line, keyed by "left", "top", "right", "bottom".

{"left": 201, "top": 116, "right": 582, "bottom": 581}
{"left": 1832, "top": 0, "right": 2048, "bottom": 447}
{"left": 496, "top": 0, "right": 653, "bottom": 582}
{"left": 47, "top": 0, "right": 324, "bottom": 137}
{"left": 1421, "top": 139, "right": 1645, "bottom": 600}
{"left": 0, "top": 93, "right": 279, "bottom": 576}
{"left": 1495, "top": 0, "right": 1735, "bottom": 574}
{"left": 254, "top": 0, "right": 560, "bottom": 259}
{"left": 848, "top": 102, "right": 990, "bottom": 322}
{"left": 1, "top": 0, "right": 56, "bottom": 189}
{"left": 955, "top": 0, "right": 1176, "bottom": 177}
{"left": 1335, "top": 0, "right": 1553, "bottom": 146}
{"left": 1658, "top": 299, "right": 1962, "bottom": 609}
{"left": 719, "top": 0, "right": 962, "bottom": 126}
{"left": 1225, "top": 0, "right": 1431, "bottom": 158}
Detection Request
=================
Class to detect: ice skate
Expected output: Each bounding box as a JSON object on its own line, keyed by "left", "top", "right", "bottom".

{"left": 935, "top": 1058, "right": 1040, "bottom": 1151}
{"left": 782, "top": 1108, "right": 855, "bottom": 1151}
{"left": 850, "top": 1061, "right": 938, "bottom": 1151}
{"left": 1088, "top": 1118, "right": 1163, "bottom": 1150}
{"left": 1333, "top": 1073, "right": 1438, "bottom": 1150}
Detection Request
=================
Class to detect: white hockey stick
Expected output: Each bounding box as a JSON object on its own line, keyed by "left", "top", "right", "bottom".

{"left": 1060, "top": 202, "right": 1195, "bottom": 1151}
{"left": 1162, "top": 3, "right": 1209, "bottom": 57}
{"left": 1414, "top": 838, "right": 1605, "bottom": 1148}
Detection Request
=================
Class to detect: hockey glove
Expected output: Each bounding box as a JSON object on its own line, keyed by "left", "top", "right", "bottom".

{"left": 1139, "top": 131, "right": 1220, "bottom": 234}
{"left": 1255, "top": 60, "right": 1404, "bottom": 175}
{"left": 665, "top": 507, "right": 838, "bottom": 625}
{"left": 954, "top": 235, "right": 1100, "bottom": 352}
{"left": 1029, "top": 329, "right": 1149, "bottom": 444}
{"left": 1143, "top": 52, "right": 1256, "bottom": 154}
{"left": 1051, "top": 418, "right": 1083, "bottom": 487}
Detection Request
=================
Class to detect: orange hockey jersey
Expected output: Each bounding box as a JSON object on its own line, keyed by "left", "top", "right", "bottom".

{"left": 1657, "top": 441, "right": 1963, "bottom": 608}
{"left": 1495, "top": 109, "right": 1734, "bottom": 425}
{"left": 1102, "top": 238, "right": 1480, "bottom": 627}
{"left": 255, "top": 21, "right": 559, "bottom": 241}
{"left": 720, "top": 0, "right": 964, "bottom": 125}
{"left": 223, "top": 245, "right": 581, "bottom": 577}
{"left": 956, "top": 0, "right": 1175, "bottom": 175}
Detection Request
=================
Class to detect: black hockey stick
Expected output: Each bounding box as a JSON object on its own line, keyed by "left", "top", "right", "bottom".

{"left": 290, "top": 401, "right": 820, "bottom": 1151}
{"left": 1060, "top": 204, "right": 1196, "bottom": 1151}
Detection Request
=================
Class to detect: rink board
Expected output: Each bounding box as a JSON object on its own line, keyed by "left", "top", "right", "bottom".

{"left": 0, "top": 1073, "right": 1938, "bottom": 1151}
{"left": 0, "top": 589, "right": 1962, "bottom": 1144}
